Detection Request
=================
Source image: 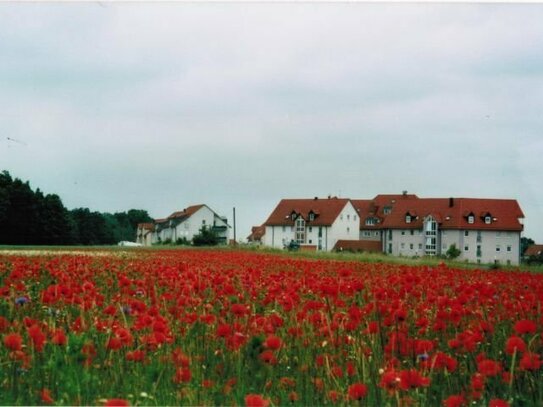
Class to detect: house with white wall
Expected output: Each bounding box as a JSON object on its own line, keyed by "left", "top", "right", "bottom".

{"left": 380, "top": 197, "right": 524, "bottom": 265}
{"left": 136, "top": 223, "right": 154, "bottom": 246}
{"left": 137, "top": 204, "right": 230, "bottom": 246}
{"left": 262, "top": 197, "right": 359, "bottom": 251}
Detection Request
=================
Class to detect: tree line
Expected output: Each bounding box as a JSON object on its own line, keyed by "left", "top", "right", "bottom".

{"left": 0, "top": 171, "right": 152, "bottom": 245}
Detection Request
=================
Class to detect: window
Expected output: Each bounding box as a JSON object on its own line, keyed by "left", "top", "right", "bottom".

{"left": 401, "top": 230, "right": 405, "bottom": 235}
{"left": 309, "top": 239, "right": 312, "bottom": 244}
{"left": 309, "top": 213, "right": 315, "bottom": 221}
{"left": 468, "top": 215, "right": 474, "bottom": 224}
{"left": 477, "top": 245, "right": 482, "bottom": 257}
{"left": 410, "top": 230, "right": 414, "bottom": 236}
{"left": 347, "top": 227, "right": 350, "bottom": 233}
{"left": 291, "top": 213, "right": 296, "bottom": 221}
{"left": 410, "top": 243, "right": 414, "bottom": 250}
{"left": 363, "top": 231, "right": 371, "bottom": 237}
{"left": 202, "top": 219, "right": 206, "bottom": 225}
{"left": 464, "top": 230, "right": 469, "bottom": 237}
{"left": 388, "top": 230, "right": 392, "bottom": 240}
{"left": 374, "top": 231, "right": 380, "bottom": 236}
{"left": 485, "top": 216, "right": 491, "bottom": 224}
{"left": 347, "top": 214, "right": 350, "bottom": 220}
{"left": 477, "top": 231, "right": 482, "bottom": 242}
{"left": 406, "top": 215, "right": 411, "bottom": 223}
{"left": 384, "top": 206, "right": 392, "bottom": 215}
{"left": 464, "top": 245, "right": 469, "bottom": 251}
{"left": 318, "top": 227, "right": 323, "bottom": 237}
{"left": 308, "top": 226, "right": 312, "bottom": 233}
{"left": 365, "top": 217, "right": 378, "bottom": 226}
{"left": 507, "top": 245, "right": 512, "bottom": 252}
{"left": 295, "top": 218, "right": 305, "bottom": 244}
{"left": 496, "top": 245, "right": 501, "bottom": 252}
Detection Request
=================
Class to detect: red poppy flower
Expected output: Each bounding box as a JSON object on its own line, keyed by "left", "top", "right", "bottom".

{"left": 263, "top": 335, "right": 282, "bottom": 350}
{"left": 40, "top": 388, "right": 54, "bottom": 405}
{"left": 173, "top": 367, "right": 192, "bottom": 383}
{"left": 347, "top": 383, "right": 368, "bottom": 400}
{"left": 519, "top": 352, "right": 541, "bottom": 371}
{"left": 504, "top": 336, "right": 525, "bottom": 356}
{"left": 399, "top": 369, "right": 430, "bottom": 391}
{"left": 244, "top": 394, "right": 270, "bottom": 407}
{"left": 443, "top": 394, "right": 466, "bottom": 407}
{"left": 3, "top": 333, "right": 23, "bottom": 351}
{"left": 51, "top": 329, "right": 67, "bottom": 346}
{"left": 513, "top": 320, "right": 537, "bottom": 335}
{"left": 104, "top": 399, "right": 130, "bottom": 406}
{"left": 28, "top": 324, "right": 46, "bottom": 352}
{"left": 259, "top": 350, "right": 277, "bottom": 365}
{"left": 477, "top": 359, "right": 501, "bottom": 377}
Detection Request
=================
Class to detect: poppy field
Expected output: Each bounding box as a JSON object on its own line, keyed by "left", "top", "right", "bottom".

{"left": 1, "top": 249, "right": 542, "bottom": 406}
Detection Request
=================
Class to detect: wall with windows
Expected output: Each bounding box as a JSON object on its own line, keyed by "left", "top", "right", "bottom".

{"left": 383, "top": 229, "right": 425, "bottom": 257}
{"left": 459, "top": 230, "right": 520, "bottom": 265}
{"left": 359, "top": 229, "right": 381, "bottom": 241}
{"left": 328, "top": 202, "right": 364, "bottom": 251}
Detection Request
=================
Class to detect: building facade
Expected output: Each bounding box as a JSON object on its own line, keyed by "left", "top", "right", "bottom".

{"left": 259, "top": 194, "right": 525, "bottom": 265}
{"left": 137, "top": 204, "right": 230, "bottom": 246}
{"left": 262, "top": 197, "right": 359, "bottom": 251}
{"left": 380, "top": 198, "right": 524, "bottom": 265}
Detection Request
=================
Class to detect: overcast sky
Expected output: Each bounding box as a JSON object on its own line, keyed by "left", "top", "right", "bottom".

{"left": 1, "top": 2, "right": 543, "bottom": 243}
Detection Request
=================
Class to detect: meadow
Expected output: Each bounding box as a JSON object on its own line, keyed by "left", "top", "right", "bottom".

{"left": 0, "top": 248, "right": 542, "bottom": 406}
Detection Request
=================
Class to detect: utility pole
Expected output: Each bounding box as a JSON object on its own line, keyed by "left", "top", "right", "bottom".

{"left": 233, "top": 207, "right": 236, "bottom": 245}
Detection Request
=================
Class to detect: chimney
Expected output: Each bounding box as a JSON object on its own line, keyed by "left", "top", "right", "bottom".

{"left": 314, "top": 197, "right": 318, "bottom": 200}
{"left": 449, "top": 197, "right": 454, "bottom": 207}
{"left": 402, "top": 190, "right": 407, "bottom": 196}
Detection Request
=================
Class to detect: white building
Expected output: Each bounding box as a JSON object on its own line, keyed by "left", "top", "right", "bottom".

{"left": 262, "top": 197, "right": 359, "bottom": 251}
{"left": 379, "top": 197, "right": 524, "bottom": 265}
{"left": 137, "top": 204, "right": 230, "bottom": 246}
{"left": 259, "top": 194, "right": 525, "bottom": 265}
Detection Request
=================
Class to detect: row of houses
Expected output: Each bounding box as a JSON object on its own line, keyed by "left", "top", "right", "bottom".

{"left": 248, "top": 192, "right": 525, "bottom": 265}
{"left": 137, "top": 204, "right": 230, "bottom": 246}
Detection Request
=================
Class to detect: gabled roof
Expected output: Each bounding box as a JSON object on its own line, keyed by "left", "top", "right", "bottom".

{"left": 264, "top": 197, "right": 351, "bottom": 226}
{"left": 247, "top": 225, "right": 266, "bottom": 242}
{"left": 168, "top": 204, "right": 205, "bottom": 220}
{"left": 351, "top": 194, "right": 419, "bottom": 230}
{"left": 525, "top": 244, "right": 543, "bottom": 257}
{"left": 137, "top": 223, "right": 155, "bottom": 231}
{"left": 381, "top": 198, "right": 524, "bottom": 231}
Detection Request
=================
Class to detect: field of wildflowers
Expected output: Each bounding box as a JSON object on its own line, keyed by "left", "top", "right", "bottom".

{"left": 0, "top": 249, "right": 542, "bottom": 406}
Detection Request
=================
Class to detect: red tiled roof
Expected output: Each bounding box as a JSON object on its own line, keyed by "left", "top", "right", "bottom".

{"left": 168, "top": 204, "right": 205, "bottom": 220}
{"left": 154, "top": 218, "right": 168, "bottom": 224}
{"left": 333, "top": 240, "right": 382, "bottom": 252}
{"left": 247, "top": 225, "right": 265, "bottom": 242}
{"left": 264, "top": 198, "right": 351, "bottom": 226}
{"left": 137, "top": 223, "right": 154, "bottom": 231}
{"left": 381, "top": 198, "right": 524, "bottom": 231}
{"left": 525, "top": 244, "right": 543, "bottom": 256}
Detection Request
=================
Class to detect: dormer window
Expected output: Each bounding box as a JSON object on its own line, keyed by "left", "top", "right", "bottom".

{"left": 383, "top": 206, "right": 392, "bottom": 215}
{"left": 291, "top": 212, "right": 297, "bottom": 221}
{"left": 468, "top": 215, "right": 474, "bottom": 224}
{"left": 365, "top": 217, "right": 378, "bottom": 226}
{"left": 406, "top": 215, "right": 411, "bottom": 224}
{"left": 484, "top": 216, "right": 491, "bottom": 224}
{"left": 309, "top": 212, "right": 315, "bottom": 221}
